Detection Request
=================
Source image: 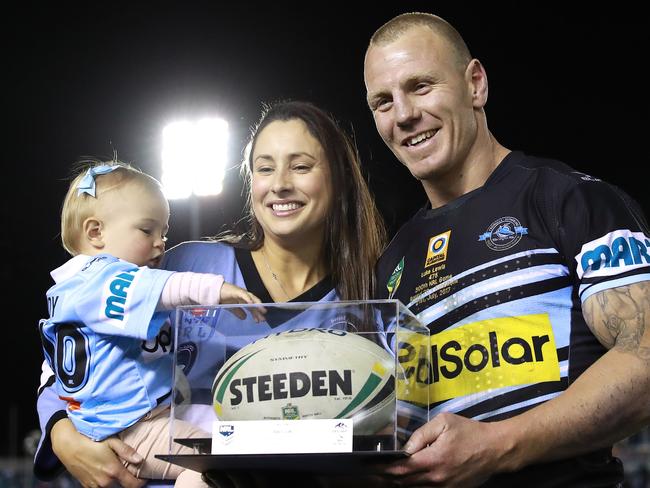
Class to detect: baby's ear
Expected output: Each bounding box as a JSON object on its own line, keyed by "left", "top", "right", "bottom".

{"left": 82, "top": 217, "right": 105, "bottom": 249}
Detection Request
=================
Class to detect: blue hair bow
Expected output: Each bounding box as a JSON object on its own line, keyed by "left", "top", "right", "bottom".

{"left": 76, "top": 164, "right": 122, "bottom": 197}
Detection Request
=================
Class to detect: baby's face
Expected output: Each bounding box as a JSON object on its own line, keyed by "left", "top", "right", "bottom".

{"left": 96, "top": 181, "right": 170, "bottom": 267}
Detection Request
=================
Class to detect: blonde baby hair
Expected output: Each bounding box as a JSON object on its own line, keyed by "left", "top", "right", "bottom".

{"left": 60, "top": 159, "right": 163, "bottom": 255}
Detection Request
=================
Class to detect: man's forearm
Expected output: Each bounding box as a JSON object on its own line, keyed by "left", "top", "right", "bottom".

{"left": 495, "top": 282, "right": 650, "bottom": 472}
{"left": 494, "top": 347, "right": 650, "bottom": 472}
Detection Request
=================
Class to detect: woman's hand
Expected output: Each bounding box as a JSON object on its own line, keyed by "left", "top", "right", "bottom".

{"left": 51, "top": 418, "right": 145, "bottom": 488}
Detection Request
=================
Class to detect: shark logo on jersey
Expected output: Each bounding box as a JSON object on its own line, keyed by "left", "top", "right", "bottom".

{"left": 576, "top": 229, "right": 650, "bottom": 279}
{"left": 479, "top": 217, "right": 528, "bottom": 251}
{"left": 387, "top": 257, "right": 404, "bottom": 299}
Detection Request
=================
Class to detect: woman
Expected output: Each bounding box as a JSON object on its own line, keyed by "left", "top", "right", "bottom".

{"left": 35, "top": 100, "right": 386, "bottom": 487}
{"left": 164, "top": 100, "right": 384, "bottom": 304}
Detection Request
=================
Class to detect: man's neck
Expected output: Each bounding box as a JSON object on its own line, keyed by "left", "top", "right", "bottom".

{"left": 423, "top": 133, "right": 510, "bottom": 209}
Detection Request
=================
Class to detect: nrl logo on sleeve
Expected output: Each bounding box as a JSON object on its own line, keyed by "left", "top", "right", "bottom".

{"left": 478, "top": 216, "right": 528, "bottom": 251}
{"left": 576, "top": 229, "right": 650, "bottom": 279}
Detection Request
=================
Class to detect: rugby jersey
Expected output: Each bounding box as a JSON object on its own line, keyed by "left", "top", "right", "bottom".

{"left": 376, "top": 150, "right": 650, "bottom": 486}
{"left": 39, "top": 255, "right": 174, "bottom": 441}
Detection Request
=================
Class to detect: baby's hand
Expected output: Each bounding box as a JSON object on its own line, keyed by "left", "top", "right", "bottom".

{"left": 220, "top": 282, "right": 260, "bottom": 305}
{"left": 220, "top": 282, "right": 265, "bottom": 321}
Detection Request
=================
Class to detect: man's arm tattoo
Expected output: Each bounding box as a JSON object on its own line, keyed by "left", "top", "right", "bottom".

{"left": 583, "top": 281, "right": 650, "bottom": 361}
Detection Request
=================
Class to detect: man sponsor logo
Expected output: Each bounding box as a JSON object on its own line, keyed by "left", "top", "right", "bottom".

{"left": 576, "top": 229, "right": 650, "bottom": 279}
{"left": 102, "top": 267, "right": 140, "bottom": 328}
{"left": 397, "top": 314, "right": 560, "bottom": 404}
{"left": 425, "top": 231, "right": 451, "bottom": 268}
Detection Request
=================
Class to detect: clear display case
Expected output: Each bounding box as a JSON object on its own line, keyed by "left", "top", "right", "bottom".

{"left": 157, "top": 299, "right": 430, "bottom": 475}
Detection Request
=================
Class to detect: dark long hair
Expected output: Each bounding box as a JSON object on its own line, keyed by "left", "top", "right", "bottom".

{"left": 221, "top": 100, "right": 386, "bottom": 301}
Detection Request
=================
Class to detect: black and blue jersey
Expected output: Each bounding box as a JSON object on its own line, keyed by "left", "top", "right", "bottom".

{"left": 376, "top": 150, "right": 650, "bottom": 487}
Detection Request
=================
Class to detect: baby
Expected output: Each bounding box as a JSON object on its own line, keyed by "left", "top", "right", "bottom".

{"left": 39, "top": 162, "right": 260, "bottom": 486}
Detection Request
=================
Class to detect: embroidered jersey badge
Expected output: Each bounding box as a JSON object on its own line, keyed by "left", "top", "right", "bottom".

{"left": 425, "top": 231, "right": 451, "bottom": 267}
{"left": 479, "top": 217, "right": 528, "bottom": 251}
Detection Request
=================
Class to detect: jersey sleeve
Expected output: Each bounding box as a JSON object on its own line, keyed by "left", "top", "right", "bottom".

{"left": 555, "top": 178, "right": 650, "bottom": 302}
{"left": 72, "top": 258, "right": 175, "bottom": 340}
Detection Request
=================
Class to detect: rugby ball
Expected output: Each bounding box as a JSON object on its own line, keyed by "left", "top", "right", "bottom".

{"left": 212, "top": 329, "right": 395, "bottom": 435}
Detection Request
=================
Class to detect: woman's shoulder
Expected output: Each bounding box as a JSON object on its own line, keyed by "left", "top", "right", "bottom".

{"left": 167, "top": 239, "right": 233, "bottom": 253}
{"left": 163, "top": 240, "right": 236, "bottom": 272}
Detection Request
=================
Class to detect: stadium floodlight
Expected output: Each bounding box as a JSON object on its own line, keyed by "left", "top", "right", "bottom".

{"left": 161, "top": 117, "right": 229, "bottom": 199}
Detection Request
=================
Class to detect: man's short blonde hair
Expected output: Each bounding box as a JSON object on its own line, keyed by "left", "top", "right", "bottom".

{"left": 369, "top": 12, "right": 472, "bottom": 70}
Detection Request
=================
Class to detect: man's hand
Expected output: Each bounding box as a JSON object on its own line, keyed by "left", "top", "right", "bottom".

{"left": 51, "top": 419, "right": 145, "bottom": 488}
{"left": 383, "top": 413, "right": 507, "bottom": 487}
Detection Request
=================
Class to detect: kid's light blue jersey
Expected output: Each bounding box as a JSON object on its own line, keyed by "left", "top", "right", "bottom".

{"left": 35, "top": 242, "right": 339, "bottom": 480}
{"left": 39, "top": 254, "right": 175, "bottom": 441}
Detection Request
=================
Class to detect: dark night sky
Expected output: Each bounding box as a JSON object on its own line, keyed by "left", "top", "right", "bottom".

{"left": 4, "top": 2, "right": 647, "bottom": 455}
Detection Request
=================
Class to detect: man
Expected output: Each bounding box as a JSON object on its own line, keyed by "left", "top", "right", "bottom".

{"left": 365, "top": 12, "right": 650, "bottom": 487}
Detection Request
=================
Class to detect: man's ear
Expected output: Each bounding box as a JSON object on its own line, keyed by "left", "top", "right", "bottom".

{"left": 83, "top": 218, "right": 105, "bottom": 250}
{"left": 466, "top": 59, "right": 488, "bottom": 108}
